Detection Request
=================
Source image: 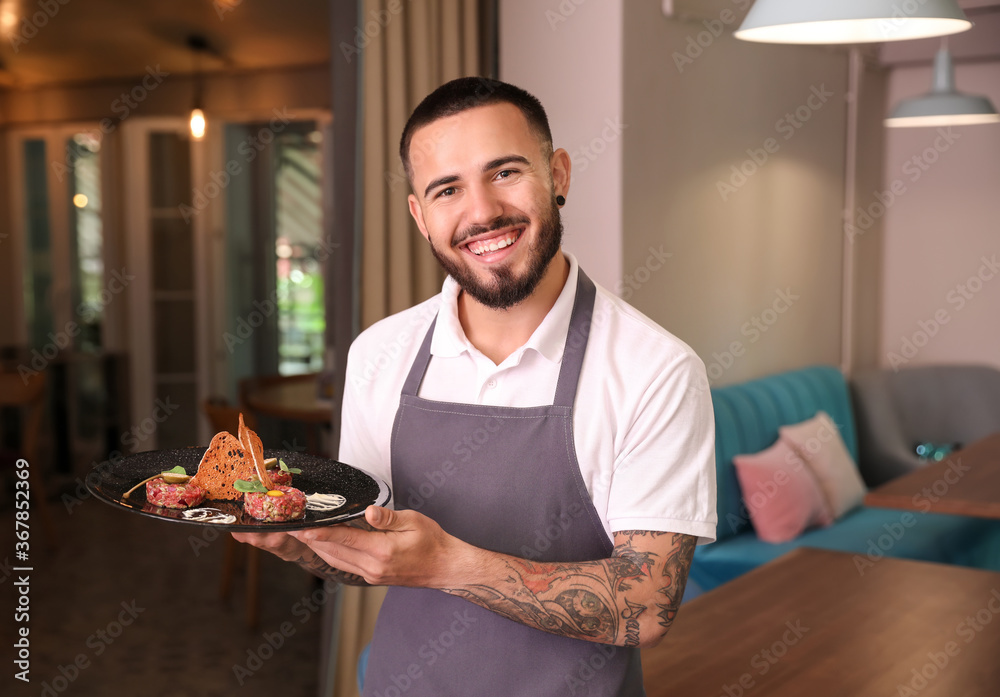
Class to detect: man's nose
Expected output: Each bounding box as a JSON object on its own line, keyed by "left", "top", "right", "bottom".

{"left": 464, "top": 183, "right": 504, "bottom": 226}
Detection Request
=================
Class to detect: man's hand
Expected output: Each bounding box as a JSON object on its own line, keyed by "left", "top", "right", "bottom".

{"left": 232, "top": 528, "right": 372, "bottom": 586}
{"left": 287, "top": 505, "right": 472, "bottom": 588}
{"left": 231, "top": 530, "right": 311, "bottom": 563}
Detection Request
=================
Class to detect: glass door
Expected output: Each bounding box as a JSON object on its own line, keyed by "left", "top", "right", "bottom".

{"left": 7, "top": 126, "right": 115, "bottom": 470}
{"left": 223, "top": 120, "right": 328, "bottom": 390}
{"left": 121, "top": 119, "right": 203, "bottom": 451}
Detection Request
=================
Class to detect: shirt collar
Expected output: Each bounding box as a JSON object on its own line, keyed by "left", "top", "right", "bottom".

{"left": 430, "top": 252, "right": 581, "bottom": 365}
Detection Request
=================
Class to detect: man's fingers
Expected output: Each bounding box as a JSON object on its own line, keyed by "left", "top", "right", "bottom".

{"left": 365, "top": 505, "right": 396, "bottom": 529}
{"left": 291, "top": 526, "right": 364, "bottom": 549}
{"left": 289, "top": 531, "right": 378, "bottom": 580}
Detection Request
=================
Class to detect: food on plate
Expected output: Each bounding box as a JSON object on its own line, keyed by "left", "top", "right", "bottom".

{"left": 146, "top": 476, "right": 207, "bottom": 509}
{"left": 241, "top": 484, "right": 307, "bottom": 522}
{"left": 189, "top": 414, "right": 273, "bottom": 501}
{"left": 125, "top": 413, "right": 327, "bottom": 523}
{"left": 260, "top": 457, "right": 301, "bottom": 487}
{"left": 238, "top": 414, "right": 271, "bottom": 489}
{"left": 123, "top": 465, "right": 204, "bottom": 504}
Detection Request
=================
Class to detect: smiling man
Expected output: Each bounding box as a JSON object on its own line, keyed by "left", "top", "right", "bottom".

{"left": 235, "top": 77, "right": 717, "bottom": 696}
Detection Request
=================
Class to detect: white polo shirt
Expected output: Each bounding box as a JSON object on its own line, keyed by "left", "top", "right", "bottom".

{"left": 339, "top": 253, "right": 717, "bottom": 545}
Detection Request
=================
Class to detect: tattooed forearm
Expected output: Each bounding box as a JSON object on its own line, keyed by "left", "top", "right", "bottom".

{"left": 656, "top": 533, "right": 696, "bottom": 628}
{"left": 447, "top": 559, "right": 620, "bottom": 642}
{"left": 443, "top": 530, "right": 696, "bottom": 648}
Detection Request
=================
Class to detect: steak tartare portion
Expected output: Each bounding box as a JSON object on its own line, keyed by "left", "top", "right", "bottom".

{"left": 244, "top": 486, "right": 306, "bottom": 522}
{"left": 263, "top": 468, "right": 292, "bottom": 487}
{"left": 146, "top": 477, "right": 207, "bottom": 509}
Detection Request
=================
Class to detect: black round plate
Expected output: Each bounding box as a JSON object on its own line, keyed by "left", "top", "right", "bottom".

{"left": 85, "top": 448, "right": 391, "bottom": 531}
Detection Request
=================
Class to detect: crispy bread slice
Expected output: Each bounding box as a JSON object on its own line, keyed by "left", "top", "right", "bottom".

{"left": 238, "top": 413, "right": 273, "bottom": 490}
{"left": 190, "top": 431, "right": 257, "bottom": 501}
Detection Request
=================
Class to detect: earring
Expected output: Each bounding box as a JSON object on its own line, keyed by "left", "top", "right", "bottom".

{"left": 556, "top": 195, "right": 566, "bottom": 206}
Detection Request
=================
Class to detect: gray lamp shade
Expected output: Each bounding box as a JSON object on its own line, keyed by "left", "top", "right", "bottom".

{"left": 735, "top": 0, "right": 972, "bottom": 44}
{"left": 886, "top": 48, "right": 1000, "bottom": 127}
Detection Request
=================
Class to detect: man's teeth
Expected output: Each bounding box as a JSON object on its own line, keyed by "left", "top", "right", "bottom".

{"left": 469, "top": 232, "right": 519, "bottom": 256}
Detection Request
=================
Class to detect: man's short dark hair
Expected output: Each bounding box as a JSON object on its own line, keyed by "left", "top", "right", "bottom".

{"left": 399, "top": 77, "right": 554, "bottom": 182}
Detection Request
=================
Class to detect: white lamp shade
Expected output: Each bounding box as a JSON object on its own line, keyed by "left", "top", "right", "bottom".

{"left": 735, "top": 0, "right": 972, "bottom": 44}
{"left": 886, "top": 47, "right": 1000, "bottom": 127}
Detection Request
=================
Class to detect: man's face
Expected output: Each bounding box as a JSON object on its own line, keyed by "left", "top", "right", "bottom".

{"left": 406, "top": 103, "right": 568, "bottom": 310}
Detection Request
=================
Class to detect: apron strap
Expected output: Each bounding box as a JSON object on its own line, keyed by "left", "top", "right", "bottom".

{"left": 553, "top": 269, "right": 595, "bottom": 409}
{"left": 400, "top": 268, "right": 597, "bottom": 406}
{"left": 400, "top": 316, "right": 436, "bottom": 398}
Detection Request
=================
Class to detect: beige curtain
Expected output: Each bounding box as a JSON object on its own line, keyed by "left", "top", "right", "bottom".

{"left": 359, "top": 0, "right": 483, "bottom": 330}
{"left": 328, "top": 2, "right": 484, "bottom": 696}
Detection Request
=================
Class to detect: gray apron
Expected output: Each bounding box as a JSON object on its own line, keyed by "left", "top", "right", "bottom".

{"left": 363, "top": 271, "right": 645, "bottom": 696}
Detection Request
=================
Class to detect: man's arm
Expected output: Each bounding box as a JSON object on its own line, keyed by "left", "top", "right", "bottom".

{"left": 289, "top": 506, "right": 696, "bottom": 648}
{"left": 443, "top": 529, "right": 695, "bottom": 648}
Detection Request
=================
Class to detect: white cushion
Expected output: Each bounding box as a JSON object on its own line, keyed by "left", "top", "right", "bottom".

{"left": 779, "top": 411, "right": 867, "bottom": 518}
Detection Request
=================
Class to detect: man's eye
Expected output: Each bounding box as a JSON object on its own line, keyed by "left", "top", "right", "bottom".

{"left": 438, "top": 187, "right": 456, "bottom": 198}
{"left": 496, "top": 170, "right": 514, "bottom": 180}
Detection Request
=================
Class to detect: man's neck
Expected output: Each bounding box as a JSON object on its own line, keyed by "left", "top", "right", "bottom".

{"left": 457, "top": 252, "right": 570, "bottom": 365}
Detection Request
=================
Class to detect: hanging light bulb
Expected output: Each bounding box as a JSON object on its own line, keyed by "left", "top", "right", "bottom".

{"left": 187, "top": 35, "right": 210, "bottom": 141}
{"left": 190, "top": 107, "right": 207, "bottom": 140}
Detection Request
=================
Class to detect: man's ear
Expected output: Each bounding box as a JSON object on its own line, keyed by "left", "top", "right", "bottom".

{"left": 550, "top": 148, "right": 571, "bottom": 201}
{"left": 408, "top": 194, "right": 430, "bottom": 242}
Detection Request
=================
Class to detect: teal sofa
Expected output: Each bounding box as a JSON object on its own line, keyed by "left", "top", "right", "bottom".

{"left": 689, "top": 365, "right": 1000, "bottom": 591}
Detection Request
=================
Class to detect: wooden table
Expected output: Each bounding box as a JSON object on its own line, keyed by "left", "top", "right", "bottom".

{"left": 864, "top": 432, "right": 1000, "bottom": 518}
{"left": 242, "top": 373, "right": 333, "bottom": 454}
{"left": 642, "top": 548, "right": 1000, "bottom": 696}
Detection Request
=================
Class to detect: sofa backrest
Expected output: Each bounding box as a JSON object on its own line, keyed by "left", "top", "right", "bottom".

{"left": 851, "top": 364, "right": 1000, "bottom": 486}
{"left": 710, "top": 365, "right": 858, "bottom": 542}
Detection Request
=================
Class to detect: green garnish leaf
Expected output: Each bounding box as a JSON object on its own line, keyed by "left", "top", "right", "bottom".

{"left": 234, "top": 479, "right": 267, "bottom": 493}
{"left": 163, "top": 466, "right": 188, "bottom": 475}
{"left": 278, "top": 459, "right": 302, "bottom": 474}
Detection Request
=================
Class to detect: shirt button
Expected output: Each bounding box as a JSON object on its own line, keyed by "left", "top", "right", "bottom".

{"left": 487, "top": 379, "right": 497, "bottom": 389}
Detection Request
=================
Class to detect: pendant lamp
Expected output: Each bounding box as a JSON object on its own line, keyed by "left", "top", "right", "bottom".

{"left": 886, "top": 46, "right": 1000, "bottom": 127}
{"left": 734, "top": 0, "right": 972, "bottom": 44}
{"left": 187, "top": 35, "right": 210, "bottom": 141}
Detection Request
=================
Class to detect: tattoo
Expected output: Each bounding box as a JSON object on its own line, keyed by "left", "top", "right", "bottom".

{"left": 443, "top": 530, "right": 695, "bottom": 647}
{"left": 447, "top": 560, "right": 620, "bottom": 641}
{"left": 622, "top": 598, "right": 645, "bottom": 648}
{"left": 655, "top": 533, "right": 696, "bottom": 628}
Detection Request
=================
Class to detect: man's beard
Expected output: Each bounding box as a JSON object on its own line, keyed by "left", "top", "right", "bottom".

{"left": 429, "top": 200, "right": 563, "bottom": 310}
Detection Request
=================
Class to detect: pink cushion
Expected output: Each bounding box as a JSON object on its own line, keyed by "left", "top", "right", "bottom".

{"left": 733, "top": 439, "right": 833, "bottom": 544}
{"left": 779, "top": 411, "right": 868, "bottom": 518}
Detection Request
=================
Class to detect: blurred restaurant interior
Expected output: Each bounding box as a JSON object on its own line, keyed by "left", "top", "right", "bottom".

{"left": 1, "top": 0, "right": 999, "bottom": 696}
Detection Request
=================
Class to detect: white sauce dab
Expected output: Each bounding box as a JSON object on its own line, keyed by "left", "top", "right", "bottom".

{"left": 182, "top": 508, "right": 237, "bottom": 524}
{"left": 306, "top": 493, "right": 347, "bottom": 512}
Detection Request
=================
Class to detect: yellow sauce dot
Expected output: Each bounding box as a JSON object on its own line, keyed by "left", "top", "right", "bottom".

{"left": 266, "top": 490, "right": 284, "bottom": 497}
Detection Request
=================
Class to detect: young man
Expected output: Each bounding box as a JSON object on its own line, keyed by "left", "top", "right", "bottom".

{"left": 236, "top": 77, "right": 717, "bottom": 696}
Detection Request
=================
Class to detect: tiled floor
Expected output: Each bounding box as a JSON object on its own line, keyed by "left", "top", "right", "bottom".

{"left": 1, "top": 486, "right": 328, "bottom": 697}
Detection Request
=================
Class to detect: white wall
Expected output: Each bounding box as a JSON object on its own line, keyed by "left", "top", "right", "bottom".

{"left": 880, "top": 60, "right": 1000, "bottom": 372}
{"left": 499, "top": 0, "right": 624, "bottom": 292}
{"left": 499, "top": 0, "right": 879, "bottom": 385}
{"left": 621, "top": 3, "right": 851, "bottom": 385}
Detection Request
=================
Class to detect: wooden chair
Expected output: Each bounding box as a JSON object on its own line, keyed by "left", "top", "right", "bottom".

{"left": 202, "top": 396, "right": 258, "bottom": 434}
{"left": 201, "top": 397, "right": 261, "bottom": 628}
{"left": 0, "top": 370, "right": 57, "bottom": 548}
